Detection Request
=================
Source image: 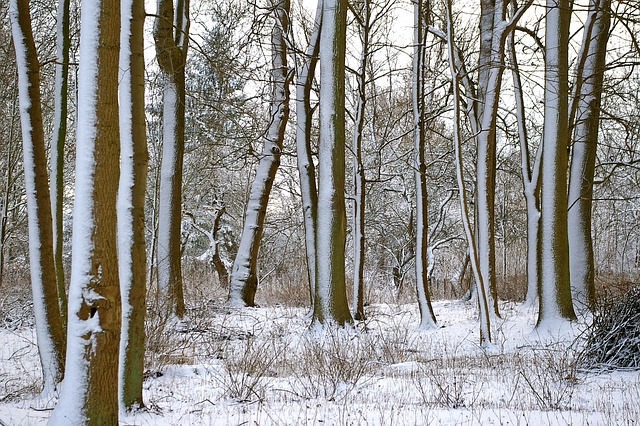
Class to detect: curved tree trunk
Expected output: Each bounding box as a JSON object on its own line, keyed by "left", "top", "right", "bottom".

{"left": 49, "top": 0, "right": 122, "bottom": 421}
{"left": 118, "top": 0, "right": 148, "bottom": 410}
{"left": 228, "top": 0, "right": 290, "bottom": 307}
{"left": 154, "top": 0, "right": 189, "bottom": 318}
{"left": 9, "top": 0, "right": 66, "bottom": 393}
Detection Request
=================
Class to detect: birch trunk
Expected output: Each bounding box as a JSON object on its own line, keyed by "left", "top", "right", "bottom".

{"left": 51, "top": 0, "right": 70, "bottom": 323}
{"left": 229, "top": 0, "right": 290, "bottom": 307}
{"left": 313, "top": 0, "right": 353, "bottom": 327}
{"left": 9, "top": 0, "right": 66, "bottom": 393}
{"left": 567, "top": 0, "right": 610, "bottom": 311}
{"left": 413, "top": 0, "right": 437, "bottom": 329}
{"left": 48, "top": 0, "right": 122, "bottom": 421}
{"left": 118, "top": 0, "right": 148, "bottom": 410}
{"left": 295, "top": 0, "right": 322, "bottom": 308}
{"left": 154, "top": 0, "right": 189, "bottom": 318}
{"left": 537, "top": 0, "right": 577, "bottom": 327}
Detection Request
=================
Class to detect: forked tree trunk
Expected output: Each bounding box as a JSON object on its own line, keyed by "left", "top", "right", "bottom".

{"left": 49, "top": 0, "right": 122, "bottom": 422}
{"left": 567, "top": 0, "right": 610, "bottom": 311}
{"left": 413, "top": 0, "right": 437, "bottom": 330}
{"left": 229, "top": 0, "right": 290, "bottom": 307}
{"left": 537, "top": 0, "right": 577, "bottom": 328}
{"left": 118, "top": 0, "right": 148, "bottom": 410}
{"left": 154, "top": 0, "right": 189, "bottom": 318}
{"left": 312, "top": 0, "right": 353, "bottom": 327}
{"left": 9, "top": 0, "right": 66, "bottom": 393}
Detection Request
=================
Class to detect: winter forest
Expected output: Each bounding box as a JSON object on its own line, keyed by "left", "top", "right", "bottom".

{"left": 1, "top": 0, "right": 640, "bottom": 424}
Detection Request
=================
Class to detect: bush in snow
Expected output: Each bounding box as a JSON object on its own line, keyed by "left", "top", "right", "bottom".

{"left": 578, "top": 285, "right": 640, "bottom": 371}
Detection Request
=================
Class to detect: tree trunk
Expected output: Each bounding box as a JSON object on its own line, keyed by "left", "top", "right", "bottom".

{"left": 312, "top": 0, "right": 353, "bottom": 327}
{"left": 567, "top": 0, "right": 610, "bottom": 311}
{"left": 154, "top": 0, "right": 189, "bottom": 318}
{"left": 294, "top": 0, "right": 322, "bottom": 309}
{"left": 9, "top": 0, "right": 66, "bottom": 393}
{"left": 118, "top": 0, "right": 148, "bottom": 410}
{"left": 229, "top": 0, "right": 290, "bottom": 307}
{"left": 48, "top": 0, "right": 122, "bottom": 422}
{"left": 537, "top": 0, "right": 577, "bottom": 328}
{"left": 413, "top": 0, "right": 437, "bottom": 330}
{"left": 51, "top": 0, "right": 70, "bottom": 324}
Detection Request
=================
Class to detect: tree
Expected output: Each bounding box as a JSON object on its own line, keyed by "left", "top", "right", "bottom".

{"left": 312, "top": 0, "right": 353, "bottom": 326}
{"left": 537, "top": 0, "right": 577, "bottom": 328}
{"left": 567, "top": 0, "right": 611, "bottom": 310}
{"left": 9, "top": 0, "right": 66, "bottom": 393}
{"left": 118, "top": 0, "right": 147, "bottom": 410}
{"left": 48, "top": 0, "right": 122, "bottom": 421}
{"left": 412, "top": 0, "right": 437, "bottom": 329}
{"left": 153, "top": 0, "right": 189, "bottom": 318}
{"left": 228, "top": 0, "right": 291, "bottom": 307}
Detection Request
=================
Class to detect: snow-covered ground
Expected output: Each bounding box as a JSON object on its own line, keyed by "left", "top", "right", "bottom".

{"left": 1, "top": 300, "right": 639, "bottom": 425}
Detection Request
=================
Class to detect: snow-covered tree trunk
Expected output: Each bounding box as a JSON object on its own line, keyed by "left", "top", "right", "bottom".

{"left": 509, "top": 31, "right": 542, "bottom": 307}
{"left": 445, "top": 0, "right": 492, "bottom": 345}
{"left": 294, "top": 0, "right": 322, "bottom": 308}
{"left": 412, "top": 0, "right": 437, "bottom": 330}
{"left": 567, "top": 0, "right": 610, "bottom": 311}
{"left": 351, "top": 0, "right": 370, "bottom": 321}
{"left": 9, "top": 0, "right": 66, "bottom": 394}
{"left": 228, "top": 0, "right": 290, "bottom": 307}
{"left": 118, "top": 0, "right": 148, "bottom": 411}
{"left": 48, "top": 0, "right": 122, "bottom": 421}
{"left": 154, "top": 0, "right": 189, "bottom": 318}
{"left": 50, "top": 0, "right": 70, "bottom": 323}
{"left": 312, "top": 0, "right": 353, "bottom": 327}
{"left": 537, "top": 0, "right": 577, "bottom": 328}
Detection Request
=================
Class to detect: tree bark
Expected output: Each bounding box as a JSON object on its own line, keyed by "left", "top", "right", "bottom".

{"left": 567, "top": 0, "right": 610, "bottom": 311}
{"left": 9, "top": 0, "right": 66, "bottom": 393}
{"left": 118, "top": 0, "right": 148, "bottom": 410}
{"left": 228, "top": 0, "right": 290, "bottom": 307}
{"left": 537, "top": 0, "right": 577, "bottom": 328}
{"left": 48, "top": 0, "right": 122, "bottom": 422}
{"left": 154, "top": 0, "right": 189, "bottom": 318}
{"left": 312, "top": 0, "right": 353, "bottom": 327}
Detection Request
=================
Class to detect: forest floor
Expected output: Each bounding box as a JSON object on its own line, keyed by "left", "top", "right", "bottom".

{"left": 1, "top": 297, "right": 639, "bottom": 425}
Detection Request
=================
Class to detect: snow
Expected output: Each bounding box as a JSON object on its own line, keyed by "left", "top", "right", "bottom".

{"left": 2, "top": 300, "right": 639, "bottom": 424}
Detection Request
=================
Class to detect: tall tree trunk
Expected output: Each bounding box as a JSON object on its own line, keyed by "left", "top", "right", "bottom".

{"left": 312, "top": 0, "right": 353, "bottom": 327}
{"left": 9, "top": 0, "right": 66, "bottom": 393}
{"left": 445, "top": 0, "right": 492, "bottom": 345}
{"left": 413, "top": 0, "right": 437, "bottom": 330}
{"left": 537, "top": 0, "right": 577, "bottom": 328}
{"left": 509, "top": 29, "right": 542, "bottom": 307}
{"left": 154, "top": 0, "right": 189, "bottom": 318}
{"left": 51, "top": 0, "right": 70, "bottom": 323}
{"left": 294, "top": 0, "right": 322, "bottom": 309}
{"left": 351, "top": 0, "right": 370, "bottom": 321}
{"left": 228, "top": 0, "right": 290, "bottom": 307}
{"left": 567, "top": 0, "right": 610, "bottom": 311}
{"left": 118, "top": 0, "right": 148, "bottom": 410}
{"left": 48, "top": 0, "right": 122, "bottom": 422}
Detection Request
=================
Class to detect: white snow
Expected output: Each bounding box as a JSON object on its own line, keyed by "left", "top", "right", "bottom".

{"left": 2, "top": 300, "right": 639, "bottom": 424}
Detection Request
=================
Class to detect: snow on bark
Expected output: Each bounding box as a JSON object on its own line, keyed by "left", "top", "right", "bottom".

{"left": 229, "top": 0, "right": 290, "bottom": 307}
{"left": 9, "top": 0, "right": 65, "bottom": 394}
{"left": 537, "top": 0, "right": 577, "bottom": 329}
{"left": 313, "top": 0, "right": 353, "bottom": 326}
